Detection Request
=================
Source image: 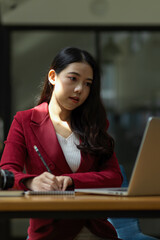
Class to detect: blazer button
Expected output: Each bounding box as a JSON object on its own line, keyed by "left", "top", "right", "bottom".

{"left": 48, "top": 163, "right": 55, "bottom": 172}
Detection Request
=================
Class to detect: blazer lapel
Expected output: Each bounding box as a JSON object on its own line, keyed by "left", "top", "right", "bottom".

{"left": 30, "top": 103, "right": 72, "bottom": 174}
{"left": 77, "top": 151, "right": 95, "bottom": 173}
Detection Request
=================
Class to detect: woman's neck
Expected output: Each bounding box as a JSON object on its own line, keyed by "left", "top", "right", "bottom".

{"left": 48, "top": 96, "right": 72, "bottom": 138}
{"left": 49, "top": 95, "right": 71, "bottom": 122}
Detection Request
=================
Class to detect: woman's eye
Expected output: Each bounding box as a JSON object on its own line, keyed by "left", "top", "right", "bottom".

{"left": 69, "top": 76, "right": 76, "bottom": 81}
{"left": 85, "top": 82, "right": 92, "bottom": 87}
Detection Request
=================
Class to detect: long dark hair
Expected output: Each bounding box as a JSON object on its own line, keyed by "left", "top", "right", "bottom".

{"left": 38, "top": 47, "right": 114, "bottom": 160}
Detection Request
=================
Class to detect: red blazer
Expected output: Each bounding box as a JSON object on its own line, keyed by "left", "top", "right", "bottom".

{"left": 0, "top": 102, "right": 123, "bottom": 240}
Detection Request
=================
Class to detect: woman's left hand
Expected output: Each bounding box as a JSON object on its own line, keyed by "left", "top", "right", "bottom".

{"left": 56, "top": 176, "right": 73, "bottom": 191}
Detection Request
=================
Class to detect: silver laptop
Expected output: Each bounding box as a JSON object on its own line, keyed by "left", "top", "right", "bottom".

{"left": 75, "top": 117, "right": 160, "bottom": 196}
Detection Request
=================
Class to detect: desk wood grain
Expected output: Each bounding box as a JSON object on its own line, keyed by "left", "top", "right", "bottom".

{"left": 0, "top": 194, "right": 160, "bottom": 212}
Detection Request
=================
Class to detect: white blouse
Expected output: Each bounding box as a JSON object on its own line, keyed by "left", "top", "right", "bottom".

{"left": 56, "top": 132, "right": 81, "bottom": 172}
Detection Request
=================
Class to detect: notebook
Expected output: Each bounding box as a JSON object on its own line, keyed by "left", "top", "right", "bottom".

{"left": 75, "top": 117, "right": 160, "bottom": 196}
{"left": 25, "top": 190, "right": 75, "bottom": 196}
{"left": 0, "top": 190, "right": 75, "bottom": 197}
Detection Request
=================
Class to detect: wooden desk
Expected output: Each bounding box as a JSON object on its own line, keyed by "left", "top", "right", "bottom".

{"left": 0, "top": 193, "right": 160, "bottom": 219}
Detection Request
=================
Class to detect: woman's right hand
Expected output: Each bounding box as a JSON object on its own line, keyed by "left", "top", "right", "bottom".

{"left": 25, "top": 172, "right": 62, "bottom": 191}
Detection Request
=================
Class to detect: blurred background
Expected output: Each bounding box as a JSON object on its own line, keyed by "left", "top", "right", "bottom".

{"left": 0, "top": 0, "right": 160, "bottom": 239}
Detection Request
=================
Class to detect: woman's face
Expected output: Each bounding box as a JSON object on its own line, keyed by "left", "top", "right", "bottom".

{"left": 49, "top": 62, "right": 93, "bottom": 111}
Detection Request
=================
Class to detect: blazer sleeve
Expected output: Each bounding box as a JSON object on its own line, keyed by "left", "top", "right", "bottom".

{"left": 64, "top": 153, "right": 123, "bottom": 189}
{"left": 0, "top": 112, "right": 37, "bottom": 190}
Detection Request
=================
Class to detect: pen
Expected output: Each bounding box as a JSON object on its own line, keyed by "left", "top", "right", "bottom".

{"left": 33, "top": 145, "right": 52, "bottom": 174}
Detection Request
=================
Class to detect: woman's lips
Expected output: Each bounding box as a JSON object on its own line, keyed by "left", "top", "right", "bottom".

{"left": 69, "top": 96, "right": 79, "bottom": 103}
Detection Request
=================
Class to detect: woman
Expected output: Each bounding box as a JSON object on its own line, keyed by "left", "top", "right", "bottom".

{"left": 0, "top": 47, "right": 123, "bottom": 240}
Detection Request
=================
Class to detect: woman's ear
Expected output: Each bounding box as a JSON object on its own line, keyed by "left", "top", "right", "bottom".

{"left": 48, "top": 69, "right": 56, "bottom": 85}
